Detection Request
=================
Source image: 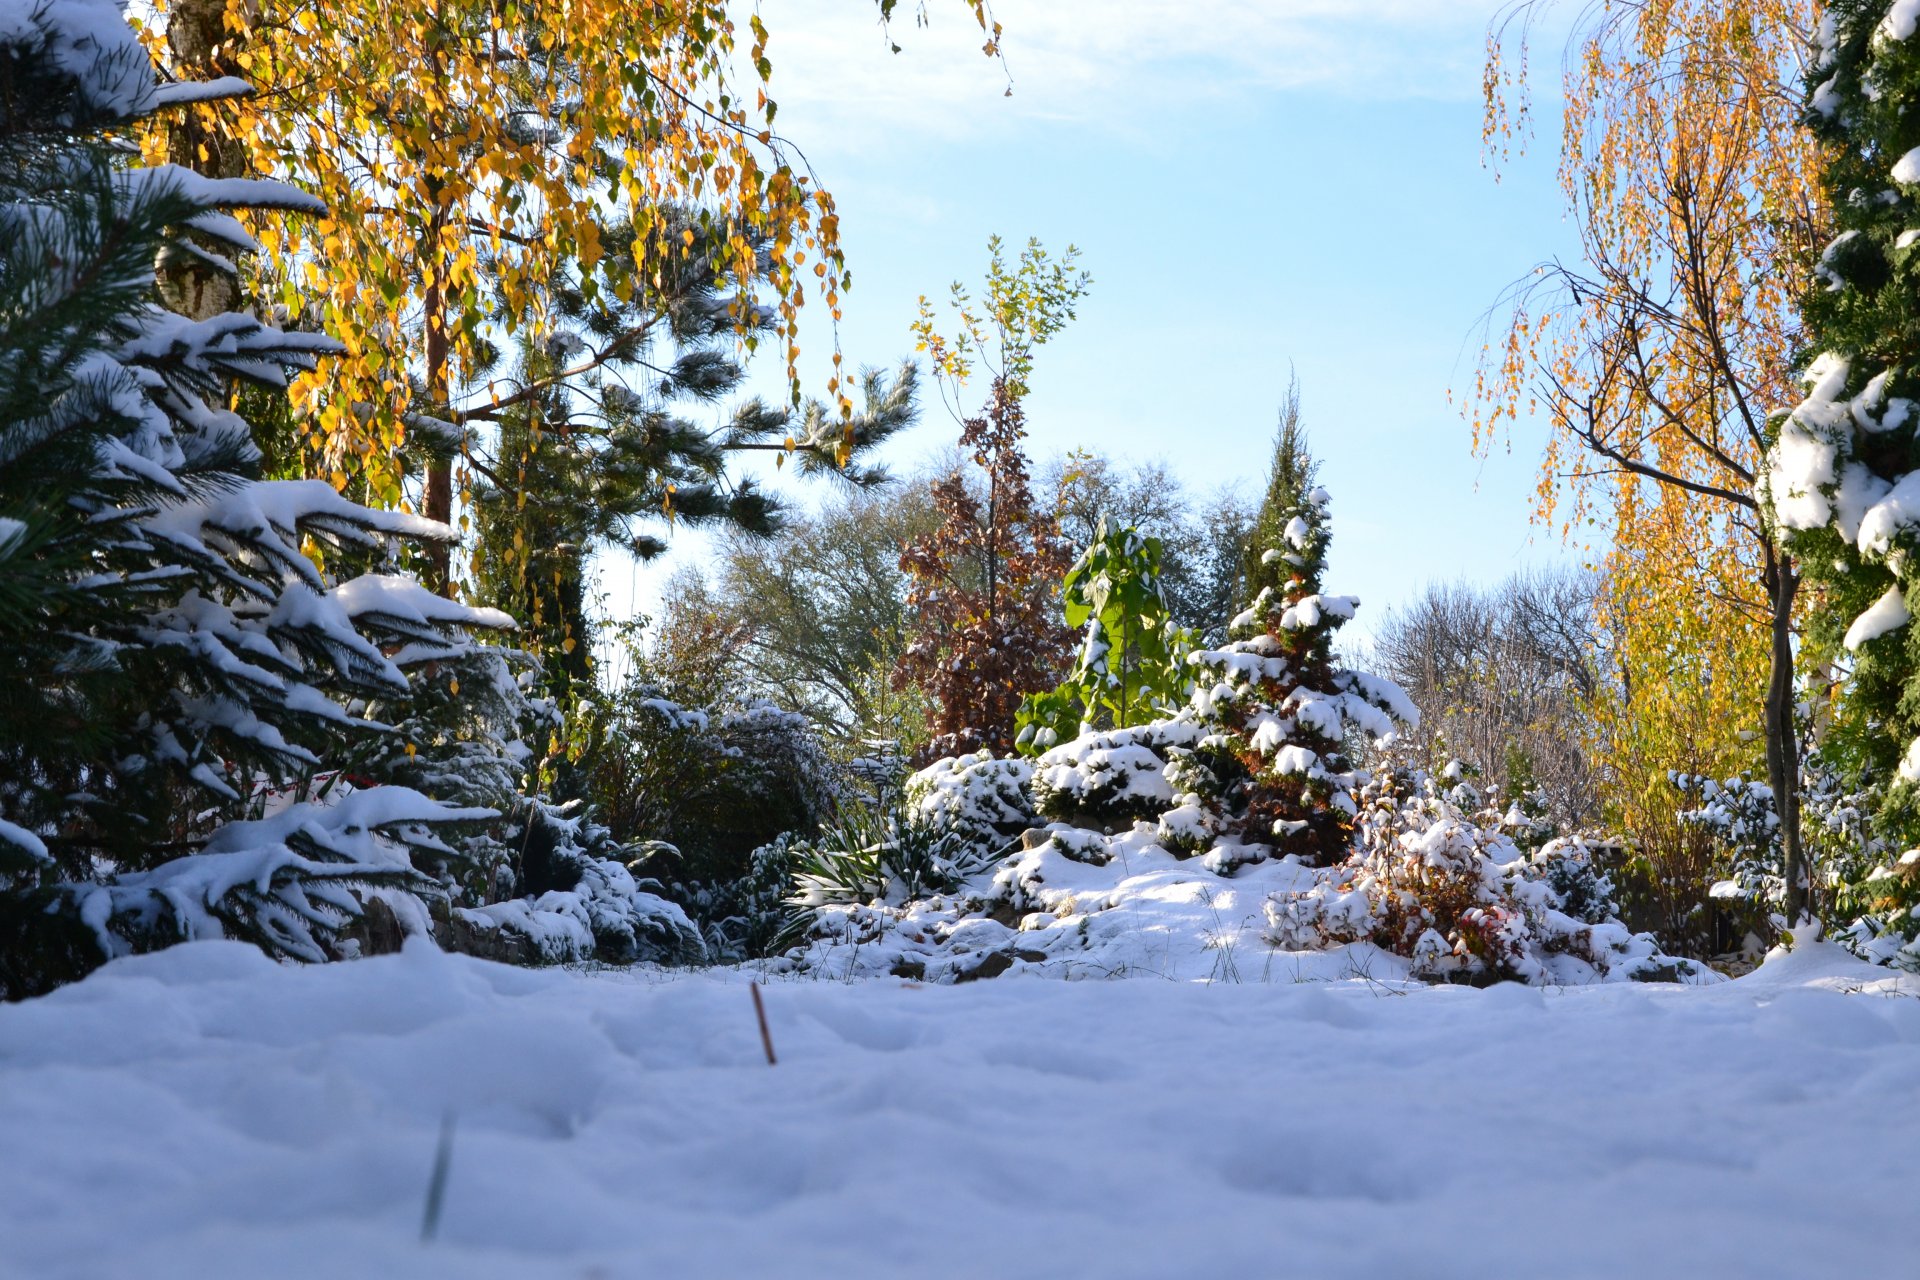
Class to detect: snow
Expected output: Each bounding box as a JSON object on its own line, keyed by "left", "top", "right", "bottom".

{"left": 332, "top": 573, "right": 516, "bottom": 633}
{"left": 1814, "top": 229, "right": 1859, "bottom": 291}
{"left": 0, "top": 0, "right": 156, "bottom": 122}
{"left": 127, "top": 164, "right": 328, "bottom": 218}
{"left": 0, "top": 815, "right": 47, "bottom": 861}
{"left": 1769, "top": 364, "right": 1845, "bottom": 528}
{"left": 1895, "top": 147, "right": 1920, "bottom": 186}
{"left": 150, "top": 75, "right": 253, "bottom": 109}
{"left": 1764, "top": 352, "right": 1915, "bottom": 547}
{"left": 73, "top": 787, "right": 497, "bottom": 964}
{"left": 1899, "top": 737, "right": 1920, "bottom": 784}
{"left": 1812, "top": 74, "right": 1842, "bottom": 118}
{"left": 1278, "top": 591, "right": 1357, "bottom": 629}
{"left": 1853, "top": 467, "right": 1920, "bottom": 556}
{"left": 1831, "top": 461, "right": 1892, "bottom": 545}
{"left": 1881, "top": 0, "right": 1920, "bottom": 43}
{"left": 1029, "top": 719, "right": 1200, "bottom": 818}
{"left": 0, "top": 939, "right": 1914, "bottom": 1279}
{"left": 1843, "top": 583, "right": 1910, "bottom": 649}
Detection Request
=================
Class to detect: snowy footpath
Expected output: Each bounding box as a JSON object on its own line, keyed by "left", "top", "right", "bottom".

{"left": 2, "top": 942, "right": 1916, "bottom": 1280}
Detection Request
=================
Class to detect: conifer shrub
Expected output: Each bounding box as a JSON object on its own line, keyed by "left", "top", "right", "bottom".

{"left": 1675, "top": 759, "right": 1919, "bottom": 968}
{"left": 586, "top": 673, "right": 839, "bottom": 888}
{"left": 1028, "top": 716, "right": 1204, "bottom": 830}
{"left": 1186, "top": 486, "right": 1416, "bottom": 861}
{"left": 666, "top": 833, "right": 803, "bottom": 962}
{"left": 443, "top": 799, "right": 703, "bottom": 965}
{"left": 902, "top": 750, "right": 1038, "bottom": 862}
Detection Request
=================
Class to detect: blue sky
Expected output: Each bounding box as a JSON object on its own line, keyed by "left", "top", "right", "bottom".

{"left": 600, "top": 0, "right": 1590, "bottom": 638}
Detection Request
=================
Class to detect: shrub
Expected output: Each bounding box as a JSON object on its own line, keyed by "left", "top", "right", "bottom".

{"left": 1014, "top": 518, "right": 1195, "bottom": 752}
{"left": 787, "top": 803, "right": 992, "bottom": 916}
{"left": 1676, "top": 758, "right": 1918, "bottom": 967}
{"left": 1264, "top": 763, "right": 1706, "bottom": 984}
{"left": 662, "top": 833, "right": 802, "bottom": 963}
{"left": 446, "top": 800, "right": 703, "bottom": 966}
{"left": 1029, "top": 716, "right": 1202, "bottom": 829}
{"left": 904, "top": 750, "right": 1037, "bottom": 861}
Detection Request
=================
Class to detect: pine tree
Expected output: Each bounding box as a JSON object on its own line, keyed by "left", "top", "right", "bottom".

{"left": 469, "top": 210, "right": 917, "bottom": 742}
{"left": 1767, "top": 0, "right": 1920, "bottom": 927}
{"left": 0, "top": 0, "right": 517, "bottom": 996}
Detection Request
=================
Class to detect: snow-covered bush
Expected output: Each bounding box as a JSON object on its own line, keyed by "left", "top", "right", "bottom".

{"left": 587, "top": 671, "right": 841, "bottom": 914}
{"left": 1674, "top": 771, "right": 1785, "bottom": 938}
{"left": 662, "top": 833, "right": 802, "bottom": 962}
{"left": 1263, "top": 764, "right": 1705, "bottom": 984}
{"left": 903, "top": 750, "right": 1037, "bottom": 861}
{"left": 60, "top": 788, "right": 492, "bottom": 967}
{"left": 449, "top": 801, "right": 702, "bottom": 966}
{"left": 1029, "top": 716, "right": 1205, "bottom": 828}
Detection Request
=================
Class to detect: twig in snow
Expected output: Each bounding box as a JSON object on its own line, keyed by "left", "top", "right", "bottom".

{"left": 420, "top": 1110, "right": 457, "bottom": 1243}
{"left": 750, "top": 981, "right": 778, "bottom": 1066}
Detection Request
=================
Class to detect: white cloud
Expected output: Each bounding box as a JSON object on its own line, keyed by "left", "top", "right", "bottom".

{"left": 759, "top": 0, "right": 1497, "bottom": 149}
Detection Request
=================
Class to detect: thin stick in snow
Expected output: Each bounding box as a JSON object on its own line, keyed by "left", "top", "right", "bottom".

{"left": 750, "top": 981, "right": 777, "bottom": 1066}
{"left": 420, "top": 1109, "right": 457, "bottom": 1242}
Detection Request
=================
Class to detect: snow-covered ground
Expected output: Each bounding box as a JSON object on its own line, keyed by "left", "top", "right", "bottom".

{"left": 2, "top": 942, "right": 1915, "bottom": 1280}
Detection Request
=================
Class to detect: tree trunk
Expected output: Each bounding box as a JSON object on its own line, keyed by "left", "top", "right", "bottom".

{"left": 422, "top": 182, "right": 453, "bottom": 593}
{"left": 160, "top": 0, "right": 246, "bottom": 320}
{"left": 1763, "top": 540, "right": 1807, "bottom": 928}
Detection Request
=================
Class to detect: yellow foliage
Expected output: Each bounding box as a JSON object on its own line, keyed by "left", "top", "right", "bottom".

{"left": 1469, "top": 0, "right": 1826, "bottom": 895}
{"left": 157, "top": 0, "right": 996, "bottom": 511}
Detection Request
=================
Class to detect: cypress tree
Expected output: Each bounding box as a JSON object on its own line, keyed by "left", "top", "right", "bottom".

{"left": 1190, "top": 449, "right": 1415, "bottom": 864}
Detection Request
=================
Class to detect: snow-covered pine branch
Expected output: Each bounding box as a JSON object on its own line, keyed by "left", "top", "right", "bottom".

{"left": 0, "top": 0, "right": 561, "bottom": 995}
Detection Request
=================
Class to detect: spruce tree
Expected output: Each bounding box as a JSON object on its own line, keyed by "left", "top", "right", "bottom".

{"left": 1769, "top": 0, "right": 1920, "bottom": 926}
{"left": 1189, "top": 477, "right": 1415, "bottom": 864}
{"left": 0, "top": 0, "right": 518, "bottom": 996}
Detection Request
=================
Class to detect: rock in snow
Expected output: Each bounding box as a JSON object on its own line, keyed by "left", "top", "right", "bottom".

{"left": 0, "top": 940, "right": 1915, "bottom": 1278}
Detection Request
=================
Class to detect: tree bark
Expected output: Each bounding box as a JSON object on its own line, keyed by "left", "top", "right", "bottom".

{"left": 1763, "top": 540, "right": 1807, "bottom": 928}
{"left": 160, "top": 0, "right": 246, "bottom": 320}
{"left": 421, "top": 25, "right": 453, "bottom": 597}
{"left": 422, "top": 236, "right": 453, "bottom": 594}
